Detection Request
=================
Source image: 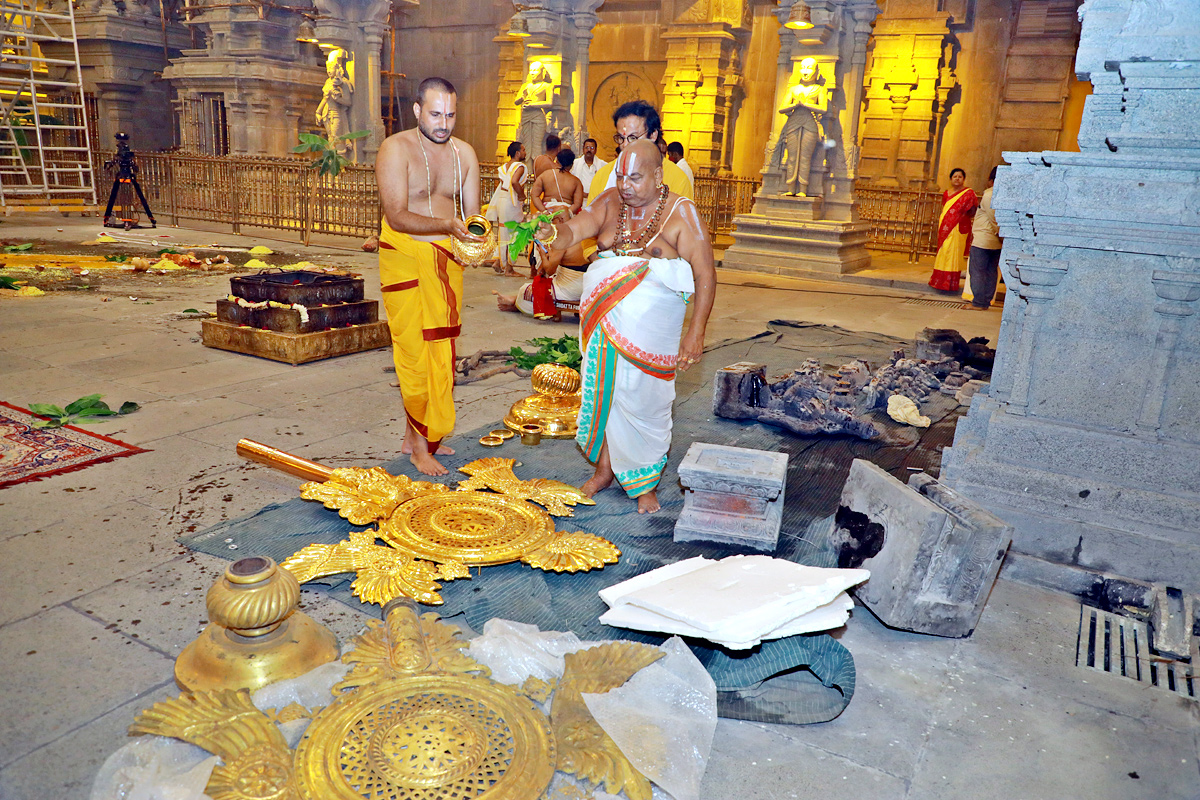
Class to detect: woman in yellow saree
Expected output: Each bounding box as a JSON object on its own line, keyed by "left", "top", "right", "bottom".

{"left": 929, "top": 168, "right": 978, "bottom": 293}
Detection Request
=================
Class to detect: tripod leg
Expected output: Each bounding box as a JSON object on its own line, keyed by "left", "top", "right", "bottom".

{"left": 103, "top": 178, "right": 121, "bottom": 226}
{"left": 130, "top": 178, "right": 156, "bottom": 227}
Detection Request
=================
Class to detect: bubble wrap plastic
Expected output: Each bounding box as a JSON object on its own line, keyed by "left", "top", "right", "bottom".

{"left": 581, "top": 637, "right": 718, "bottom": 800}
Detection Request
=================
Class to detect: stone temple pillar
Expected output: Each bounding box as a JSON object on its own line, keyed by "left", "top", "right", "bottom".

{"left": 940, "top": 0, "right": 1200, "bottom": 594}
{"left": 721, "top": 0, "right": 879, "bottom": 279}
{"left": 659, "top": 0, "right": 752, "bottom": 176}
{"left": 496, "top": 0, "right": 603, "bottom": 163}
{"left": 313, "top": 0, "right": 394, "bottom": 164}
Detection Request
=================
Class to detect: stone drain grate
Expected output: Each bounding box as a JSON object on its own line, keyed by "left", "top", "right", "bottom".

{"left": 1076, "top": 606, "right": 1197, "bottom": 701}
{"left": 902, "top": 297, "right": 968, "bottom": 309}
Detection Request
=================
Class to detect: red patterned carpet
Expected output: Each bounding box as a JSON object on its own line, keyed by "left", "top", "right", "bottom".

{"left": 0, "top": 401, "right": 148, "bottom": 488}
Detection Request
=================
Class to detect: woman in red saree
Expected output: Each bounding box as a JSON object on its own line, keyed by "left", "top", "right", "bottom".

{"left": 929, "top": 168, "right": 978, "bottom": 292}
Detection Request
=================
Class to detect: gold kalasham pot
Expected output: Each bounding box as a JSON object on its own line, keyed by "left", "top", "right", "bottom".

{"left": 505, "top": 363, "right": 582, "bottom": 439}
{"left": 450, "top": 214, "right": 497, "bottom": 267}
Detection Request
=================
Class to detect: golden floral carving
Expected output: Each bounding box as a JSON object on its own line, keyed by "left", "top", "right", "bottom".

{"left": 300, "top": 467, "right": 448, "bottom": 526}
{"left": 457, "top": 457, "right": 595, "bottom": 517}
{"left": 551, "top": 643, "right": 664, "bottom": 800}
{"left": 280, "top": 528, "right": 455, "bottom": 607}
{"left": 523, "top": 532, "right": 621, "bottom": 573}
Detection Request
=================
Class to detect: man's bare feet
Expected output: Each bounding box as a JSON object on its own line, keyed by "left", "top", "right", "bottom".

{"left": 493, "top": 290, "right": 518, "bottom": 312}
{"left": 410, "top": 449, "right": 449, "bottom": 476}
{"left": 501, "top": 268, "right": 521, "bottom": 277}
{"left": 636, "top": 490, "right": 661, "bottom": 514}
{"left": 362, "top": 236, "right": 379, "bottom": 253}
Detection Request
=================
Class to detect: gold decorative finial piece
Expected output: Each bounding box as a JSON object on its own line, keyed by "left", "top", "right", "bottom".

{"left": 174, "top": 556, "right": 339, "bottom": 693}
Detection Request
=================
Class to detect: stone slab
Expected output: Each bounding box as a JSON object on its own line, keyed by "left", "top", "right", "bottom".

{"left": 677, "top": 442, "right": 788, "bottom": 496}
{"left": 833, "top": 459, "right": 1011, "bottom": 638}
{"left": 201, "top": 319, "right": 391, "bottom": 365}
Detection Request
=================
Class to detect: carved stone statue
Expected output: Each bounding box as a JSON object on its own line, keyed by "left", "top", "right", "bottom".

{"left": 515, "top": 61, "right": 554, "bottom": 163}
{"left": 317, "top": 48, "right": 353, "bottom": 156}
{"left": 771, "top": 57, "right": 829, "bottom": 197}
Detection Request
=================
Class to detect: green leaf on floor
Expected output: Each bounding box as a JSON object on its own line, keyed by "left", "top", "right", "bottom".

{"left": 3, "top": 242, "right": 33, "bottom": 252}
{"left": 28, "top": 395, "right": 141, "bottom": 428}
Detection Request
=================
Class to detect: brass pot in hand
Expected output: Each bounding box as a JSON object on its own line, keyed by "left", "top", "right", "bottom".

{"left": 450, "top": 214, "right": 497, "bottom": 268}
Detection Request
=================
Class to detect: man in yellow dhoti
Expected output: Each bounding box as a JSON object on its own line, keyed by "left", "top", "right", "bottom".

{"left": 535, "top": 140, "right": 717, "bottom": 514}
{"left": 376, "top": 77, "right": 482, "bottom": 476}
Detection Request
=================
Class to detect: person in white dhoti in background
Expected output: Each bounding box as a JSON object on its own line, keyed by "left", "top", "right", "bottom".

{"left": 485, "top": 140, "right": 527, "bottom": 276}
{"left": 532, "top": 139, "right": 717, "bottom": 513}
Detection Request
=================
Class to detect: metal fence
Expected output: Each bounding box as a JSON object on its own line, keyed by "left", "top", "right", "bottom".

{"left": 92, "top": 151, "right": 761, "bottom": 240}
{"left": 855, "top": 184, "right": 943, "bottom": 261}
{"left": 92, "top": 151, "right": 939, "bottom": 257}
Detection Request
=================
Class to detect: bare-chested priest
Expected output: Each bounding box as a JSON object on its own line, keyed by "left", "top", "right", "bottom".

{"left": 532, "top": 139, "right": 717, "bottom": 513}
{"left": 376, "top": 76, "right": 482, "bottom": 476}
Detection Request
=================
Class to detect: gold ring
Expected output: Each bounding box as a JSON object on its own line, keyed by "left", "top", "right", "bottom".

{"left": 489, "top": 429, "right": 516, "bottom": 440}
{"left": 480, "top": 434, "right": 505, "bottom": 447}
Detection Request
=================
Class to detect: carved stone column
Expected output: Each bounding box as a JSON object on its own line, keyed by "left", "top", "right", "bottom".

{"left": 659, "top": 0, "right": 750, "bottom": 176}
{"left": 940, "top": 0, "right": 1200, "bottom": 593}
{"left": 496, "top": 0, "right": 603, "bottom": 162}
{"left": 313, "top": 0, "right": 392, "bottom": 163}
{"left": 1136, "top": 271, "right": 1200, "bottom": 433}
{"left": 42, "top": 0, "right": 189, "bottom": 153}
{"left": 857, "top": 16, "right": 958, "bottom": 188}
{"left": 722, "top": 0, "right": 879, "bottom": 279}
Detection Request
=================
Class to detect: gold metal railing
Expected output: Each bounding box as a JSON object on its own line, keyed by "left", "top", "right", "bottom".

{"left": 90, "top": 152, "right": 761, "bottom": 240}
{"left": 855, "top": 184, "right": 943, "bottom": 262}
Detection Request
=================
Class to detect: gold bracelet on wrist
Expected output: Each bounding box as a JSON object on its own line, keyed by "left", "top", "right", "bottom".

{"left": 541, "top": 223, "right": 559, "bottom": 246}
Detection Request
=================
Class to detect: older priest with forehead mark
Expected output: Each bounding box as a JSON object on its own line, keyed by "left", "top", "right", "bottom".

{"left": 534, "top": 140, "right": 717, "bottom": 514}
{"left": 375, "top": 77, "right": 482, "bottom": 477}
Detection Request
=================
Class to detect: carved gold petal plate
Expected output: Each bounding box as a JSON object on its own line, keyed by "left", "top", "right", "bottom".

{"left": 379, "top": 493, "right": 556, "bottom": 566}
{"left": 294, "top": 673, "right": 556, "bottom": 800}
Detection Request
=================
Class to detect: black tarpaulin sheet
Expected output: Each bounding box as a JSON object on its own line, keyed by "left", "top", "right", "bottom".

{"left": 181, "top": 321, "right": 965, "bottom": 725}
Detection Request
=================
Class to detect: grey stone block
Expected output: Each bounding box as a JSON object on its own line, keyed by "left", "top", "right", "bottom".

{"left": 1149, "top": 584, "right": 1196, "bottom": 662}
{"left": 832, "top": 459, "right": 1012, "bottom": 638}
{"left": 674, "top": 443, "right": 788, "bottom": 552}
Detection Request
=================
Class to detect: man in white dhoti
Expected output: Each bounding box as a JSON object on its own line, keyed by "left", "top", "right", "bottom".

{"left": 485, "top": 141, "right": 527, "bottom": 275}
{"left": 533, "top": 140, "right": 717, "bottom": 513}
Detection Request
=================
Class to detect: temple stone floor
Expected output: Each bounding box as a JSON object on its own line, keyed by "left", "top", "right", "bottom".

{"left": 1, "top": 216, "right": 1195, "bottom": 799}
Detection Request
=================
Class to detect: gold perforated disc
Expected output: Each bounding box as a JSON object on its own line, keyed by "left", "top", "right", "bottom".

{"left": 379, "top": 493, "right": 555, "bottom": 566}
{"left": 294, "top": 673, "right": 556, "bottom": 800}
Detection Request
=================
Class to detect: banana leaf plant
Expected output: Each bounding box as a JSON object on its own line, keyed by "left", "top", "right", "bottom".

{"left": 292, "top": 130, "right": 370, "bottom": 245}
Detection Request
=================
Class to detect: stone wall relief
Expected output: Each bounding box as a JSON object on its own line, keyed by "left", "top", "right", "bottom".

{"left": 588, "top": 68, "right": 661, "bottom": 154}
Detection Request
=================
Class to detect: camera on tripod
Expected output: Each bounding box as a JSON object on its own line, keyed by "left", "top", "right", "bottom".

{"left": 103, "top": 131, "right": 156, "bottom": 229}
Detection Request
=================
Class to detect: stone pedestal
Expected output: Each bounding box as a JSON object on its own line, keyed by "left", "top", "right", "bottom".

{"left": 939, "top": 0, "right": 1200, "bottom": 594}
{"left": 722, "top": 0, "right": 878, "bottom": 278}
{"left": 674, "top": 443, "right": 788, "bottom": 552}
{"left": 719, "top": 193, "right": 871, "bottom": 277}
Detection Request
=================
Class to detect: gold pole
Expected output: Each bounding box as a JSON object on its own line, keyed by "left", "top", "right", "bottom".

{"left": 235, "top": 438, "right": 335, "bottom": 482}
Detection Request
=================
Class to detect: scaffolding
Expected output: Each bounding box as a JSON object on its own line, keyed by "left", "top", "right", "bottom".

{"left": 0, "top": 0, "right": 96, "bottom": 211}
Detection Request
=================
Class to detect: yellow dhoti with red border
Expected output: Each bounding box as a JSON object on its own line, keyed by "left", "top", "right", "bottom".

{"left": 379, "top": 220, "right": 463, "bottom": 450}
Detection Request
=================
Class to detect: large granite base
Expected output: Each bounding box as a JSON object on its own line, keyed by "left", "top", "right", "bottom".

{"left": 942, "top": 399, "right": 1200, "bottom": 594}
{"left": 721, "top": 193, "right": 872, "bottom": 278}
